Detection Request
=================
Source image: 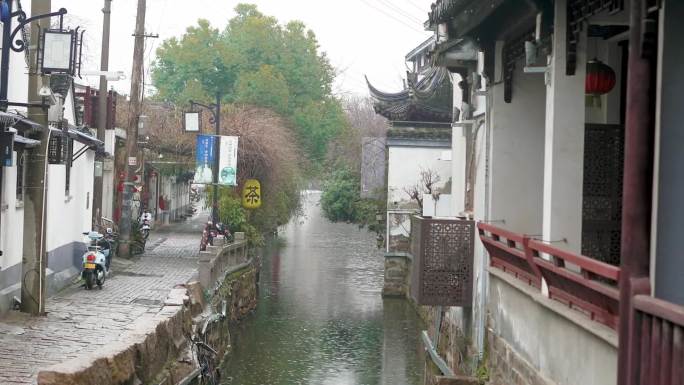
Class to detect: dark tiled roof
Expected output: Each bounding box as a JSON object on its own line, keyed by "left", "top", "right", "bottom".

{"left": 428, "top": 0, "right": 473, "bottom": 27}
{"left": 367, "top": 66, "right": 453, "bottom": 123}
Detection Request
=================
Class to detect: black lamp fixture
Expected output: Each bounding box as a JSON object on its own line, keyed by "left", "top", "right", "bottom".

{"left": 183, "top": 110, "right": 201, "bottom": 133}
{"left": 0, "top": 1, "right": 84, "bottom": 113}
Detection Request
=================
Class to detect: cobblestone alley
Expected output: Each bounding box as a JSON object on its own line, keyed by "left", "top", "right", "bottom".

{"left": 0, "top": 214, "right": 206, "bottom": 384}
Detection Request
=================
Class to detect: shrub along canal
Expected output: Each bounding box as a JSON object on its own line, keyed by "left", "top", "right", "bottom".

{"left": 221, "top": 191, "right": 425, "bottom": 385}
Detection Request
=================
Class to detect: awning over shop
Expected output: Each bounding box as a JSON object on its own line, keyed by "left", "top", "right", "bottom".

{"left": 0, "top": 111, "right": 44, "bottom": 131}
{"left": 49, "top": 125, "right": 104, "bottom": 149}
{"left": 13, "top": 134, "right": 40, "bottom": 148}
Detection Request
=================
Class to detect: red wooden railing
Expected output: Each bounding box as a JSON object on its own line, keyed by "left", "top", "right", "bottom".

{"left": 627, "top": 294, "right": 684, "bottom": 385}
{"left": 478, "top": 223, "right": 621, "bottom": 329}
{"left": 527, "top": 238, "right": 621, "bottom": 329}
{"left": 477, "top": 223, "right": 541, "bottom": 288}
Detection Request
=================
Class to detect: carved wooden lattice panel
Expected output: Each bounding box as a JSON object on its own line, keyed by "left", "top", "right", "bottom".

{"left": 410, "top": 217, "right": 474, "bottom": 306}
{"left": 582, "top": 124, "right": 624, "bottom": 266}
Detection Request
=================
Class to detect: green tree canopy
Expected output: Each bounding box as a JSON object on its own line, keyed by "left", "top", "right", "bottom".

{"left": 151, "top": 3, "right": 345, "bottom": 162}
{"left": 234, "top": 65, "right": 290, "bottom": 114}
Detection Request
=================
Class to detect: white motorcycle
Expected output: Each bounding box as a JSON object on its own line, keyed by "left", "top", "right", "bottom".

{"left": 140, "top": 210, "right": 152, "bottom": 241}
{"left": 81, "top": 231, "right": 110, "bottom": 290}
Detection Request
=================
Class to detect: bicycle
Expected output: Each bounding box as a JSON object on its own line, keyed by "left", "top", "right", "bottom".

{"left": 191, "top": 336, "right": 220, "bottom": 385}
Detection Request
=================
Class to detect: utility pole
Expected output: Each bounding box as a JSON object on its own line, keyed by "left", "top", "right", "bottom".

{"left": 213, "top": 92, "right": 221, "bottom": 223}
{"left": 93, "top": 0, "right": 113, "bottom": 225}
{"left": 119, "top": 0, "right": 146, "bottom": 257}
{"left": 21, "top": 0, "right": 52, "bottom": 315}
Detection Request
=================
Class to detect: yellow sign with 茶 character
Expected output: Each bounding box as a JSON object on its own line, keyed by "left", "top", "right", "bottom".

{"left": 242, "top": 179, "right": 262, "bottom": 209}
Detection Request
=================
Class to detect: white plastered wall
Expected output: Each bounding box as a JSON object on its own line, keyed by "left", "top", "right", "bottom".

{"left": 387, "top": 146, "right": 452, "bottom": 210}
{"left": 0, "top": 152, "right": 25, "bottom": 271}
{"left": 488, "top": 62, "right": 546, "bottom": 235}
{"left": 46, "top": 84, "right": 95, "bottom": 256}
{"left": 45, "top": 150, "right": 94, "bottom": 253}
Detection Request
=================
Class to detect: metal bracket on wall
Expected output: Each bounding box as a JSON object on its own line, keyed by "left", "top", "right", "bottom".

{"left": 71, "top": 144, "right": 89, "bottom": 162}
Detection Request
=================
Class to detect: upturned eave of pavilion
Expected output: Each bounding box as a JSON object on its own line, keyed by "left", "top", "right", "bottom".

{"left": 366, "top": 66, "right": 453, "bottom": 123}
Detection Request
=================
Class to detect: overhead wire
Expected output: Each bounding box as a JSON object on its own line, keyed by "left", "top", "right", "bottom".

{"left": 404, "top": 0, "right": 429, "bottom": 13}
{"left": 375, "top": 0, "right": 424, "bottom": 24}
{"left": 142, "top": 0, "right": 167, "bottom": 101}
{"left": 358, "top": 0, "right": 424, "bottom": 33}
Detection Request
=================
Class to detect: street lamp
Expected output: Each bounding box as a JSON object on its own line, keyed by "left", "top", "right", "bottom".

{"left": 183, "top": 111, "right": 201, "bottom": 133}
{"left": 185, "top": 93, "right": 222, "bottom": 222}
{"left": 41, "top": 30, "right": 75, "bottom": 74}
{"left": 0, "top": 3, "right": 84, "bottom": 111}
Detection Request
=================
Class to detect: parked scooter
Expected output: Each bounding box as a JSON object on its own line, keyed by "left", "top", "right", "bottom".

{"left": 190, "top": 187, "right": 201, "bottom": 203}
{"left": 81, "top": 231, "right": 111, "bottom": 290}
{"left": 140, "top": 209, "right": 152, "bottom": 241}
{"left": 200, "top": 220, "right": 226, "bottom": 251}
{"left": 200, "top": 221, "right": 216, "bottom": 251}
{"left": 215, "top": 222, "right": 232, "bottom": 243}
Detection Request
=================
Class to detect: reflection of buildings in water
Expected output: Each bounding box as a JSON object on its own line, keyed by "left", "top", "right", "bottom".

{"left": 270, "top": 252, "right": 280, "bottom": 296}
{"left": 381, "top": 299, "right": 425, "bottom": 385}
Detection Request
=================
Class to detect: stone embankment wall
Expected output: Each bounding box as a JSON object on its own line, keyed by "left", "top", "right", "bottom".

{"left": 37, "top": 241, "right": 260, "bottom": 385}
{"left": 382, "top": 252, "right": 471, "bottom": 372}
{"left": 382, "top": 252, "right": 410, "bottom": 297}
{"left": 37, "top": 287, "right": 197, "bottom": 385}
{"left": 383, "top": 247, "right": 620, "bottom": 385}
{"left": 382, "top": 252, "right": 478, "bottom": 383}
{"left": 200, "top": 261, "right": 259, "bottom": 364}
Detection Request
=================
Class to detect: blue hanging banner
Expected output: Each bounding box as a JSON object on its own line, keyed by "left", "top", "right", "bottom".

{"left": 0, "top": 131, "right": 13, "bottom": 167}
{"left": 0, "top": 1, "right": 10, "bottom": 24}
{"left": 194, "top": 134, "right": 215, "bottom": 184}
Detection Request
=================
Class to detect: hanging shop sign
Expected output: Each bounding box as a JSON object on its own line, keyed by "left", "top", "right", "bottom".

{"left": 194, "top": 134, "right": 216, "bottom": 184}
{"left": 242, "top": 179, "right": 261, "bottom": 209}
{"left": 218, "top": 135, "right": 238, "bottom": 186}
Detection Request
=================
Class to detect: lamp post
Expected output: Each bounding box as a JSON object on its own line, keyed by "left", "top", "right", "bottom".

{"left": 187, "top": 93, "right": 222, "bottom": 223}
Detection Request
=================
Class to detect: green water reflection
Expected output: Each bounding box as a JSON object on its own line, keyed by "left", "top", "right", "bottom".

{"left": 221, "top": 192, "right": 425, "bottom": 385}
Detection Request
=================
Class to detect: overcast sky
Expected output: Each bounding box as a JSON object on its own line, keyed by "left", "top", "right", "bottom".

{"left": 52, "top": 0, "right": 434, "bottom": 98}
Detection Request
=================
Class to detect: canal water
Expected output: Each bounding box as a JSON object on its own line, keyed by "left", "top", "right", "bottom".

{"left": 221, "top": 191, "right": 425, "bottom": 385}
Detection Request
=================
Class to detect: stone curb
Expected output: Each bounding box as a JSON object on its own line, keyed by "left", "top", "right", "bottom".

{"left": 36, "top": 287, "right": 198, "bottom": 385}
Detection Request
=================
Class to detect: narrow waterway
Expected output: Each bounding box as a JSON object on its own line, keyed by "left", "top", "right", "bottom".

{"left": 221, "top": 191, "right": 425, "bottom": 385}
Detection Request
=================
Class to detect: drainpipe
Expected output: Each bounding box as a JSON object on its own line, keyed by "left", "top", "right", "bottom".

{"left": 617, "top": 0, "right": 657, "bottom": 384}
{"left": 476, "top": 72, "right": 493, "bottom": 364}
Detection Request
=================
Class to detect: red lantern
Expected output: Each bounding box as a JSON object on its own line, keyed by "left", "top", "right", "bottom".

{"left": 585, "top": 59, "right": 616, "bottom": 95}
